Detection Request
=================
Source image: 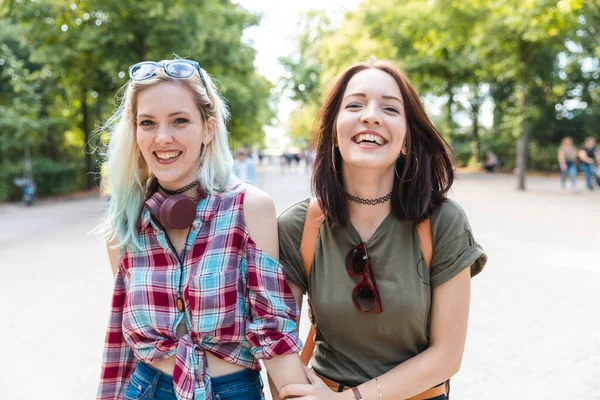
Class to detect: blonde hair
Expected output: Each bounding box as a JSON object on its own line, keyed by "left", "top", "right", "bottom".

{"left": 94, "top": 62, "right": 234, "bottom": 251}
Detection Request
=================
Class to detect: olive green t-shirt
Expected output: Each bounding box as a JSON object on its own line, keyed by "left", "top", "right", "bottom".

{"left": 278, "top": 198, "right": 487, "bottom": 386}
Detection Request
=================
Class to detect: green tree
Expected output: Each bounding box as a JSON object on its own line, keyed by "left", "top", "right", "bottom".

{"left": 3, "top": 0, "right": 274, "bottom": 196}
{"left": 483, "top": 0, "right": 584, "bottom": 189}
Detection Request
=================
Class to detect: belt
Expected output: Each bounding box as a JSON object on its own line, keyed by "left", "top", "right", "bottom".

{"left": 314, "top": 371, "right": 447, "bottom": 400}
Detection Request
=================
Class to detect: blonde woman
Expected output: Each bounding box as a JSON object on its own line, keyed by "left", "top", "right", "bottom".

{"left": 95, "top": 59, "right": 306, "bottom": 399}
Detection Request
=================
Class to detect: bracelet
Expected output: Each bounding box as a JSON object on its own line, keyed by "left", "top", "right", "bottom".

{"left": 375, "top": 377, "right": 383, "bottom": 399}
{"left": 351, "top": 386, "right": 363, "bottom": 400}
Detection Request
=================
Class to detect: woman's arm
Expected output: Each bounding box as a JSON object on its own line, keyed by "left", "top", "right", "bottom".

{"left": 578, "top": 149, "right": 592, "bottom": 164}
{"left": 269, "top": 281, "right": 304, "bottom": 400}
{"left": 244, "top": 185, "right": 309, "bottom": 393}
{"left": 280, "top": 267, "right": 471, "bottom": 400}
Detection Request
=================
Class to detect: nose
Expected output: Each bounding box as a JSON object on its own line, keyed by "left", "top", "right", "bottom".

{"left": 155, "top": 124, "right": 173, "bottom": 145}
{"left": 359, "top": 103, "right": 382, "bottom": 126}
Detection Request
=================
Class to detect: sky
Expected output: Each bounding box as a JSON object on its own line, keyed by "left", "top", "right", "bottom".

{"left": 234, "top": 0, "right": 363, "bottom": 150}
{"left": 235, "top": 0, "right": 362, "bottom": 82}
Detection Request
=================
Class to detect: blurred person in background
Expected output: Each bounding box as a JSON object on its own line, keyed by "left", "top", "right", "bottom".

{"left": 557, "top": 136, "right": 578, "bottom": 190}
{"left": 578, "top": 137, "right": 600, "bottom": 190}
{"left": 94, "top": 59, "right": 307, "bottom": 400}
{"left": 276, "top": 59, "right": 487, "bottom": 400}
{"left": 233, "top": 148, "right": 258, "bottom": 185}
{"left": 306, "top": 148, "right": 317, "bottom": 171}
{"left": 484, "top": 150, "right": 498, "bottom": 173}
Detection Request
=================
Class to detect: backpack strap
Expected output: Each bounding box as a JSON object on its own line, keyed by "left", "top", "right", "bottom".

{"left": 300, "top": 198, "right": 324, "bottom": 282}
{"left": 417, "top": 217, "right": 433, "bottom": 269}
{"left": 298, "top": 198, "right": 433, "bottom": 366}
{"left": 299, "top": 198, "right": 323, "bottom": 365}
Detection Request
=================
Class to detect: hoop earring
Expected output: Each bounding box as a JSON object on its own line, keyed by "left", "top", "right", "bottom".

{"left": 395, "top": 152, "right": 419, "bottom": 181}
{"left": 332, "top": 146, "right": 340, "bottom": 175}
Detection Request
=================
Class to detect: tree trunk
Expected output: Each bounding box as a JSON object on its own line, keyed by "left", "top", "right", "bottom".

{"left": 516, "top": 43, "right": 529, "bottom": 191}
{"left": 491, "top": 85, "right": 503, "bottom": 138}
{"left": 471, "top": 105, "right": 480, "bottom": 164}
{"left": 442, "top": 49, "right": 454, "bottom": 141}
{"left": 81, "top": 91, "right": 92, "bottom": 189}
{"left": 445, "top": 83, "right": 454, "bottom": 133}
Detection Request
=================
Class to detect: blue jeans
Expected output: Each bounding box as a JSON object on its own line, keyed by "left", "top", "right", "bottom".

{"left": 123, "top": 362, "right": 264, "bottom": 400}
{"left": 560, "top": 162, "right": 577, "bottom": 188}
{"left": 580, "top": 163, "right": 596, "bottom": 189}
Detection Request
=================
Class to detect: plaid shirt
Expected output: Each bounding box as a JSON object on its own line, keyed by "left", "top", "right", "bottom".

{"left": 97, "top": 184, "right": 301, "bottom": 400}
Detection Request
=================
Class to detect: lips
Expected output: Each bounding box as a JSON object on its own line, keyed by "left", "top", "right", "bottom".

{"left": 153, "top": 150, "right": 182, "bottom": 162}
{"left": 352, "top": 132, "right": 388, "bottom": 146}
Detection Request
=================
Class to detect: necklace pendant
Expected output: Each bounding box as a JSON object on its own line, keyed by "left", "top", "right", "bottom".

{"left": 176, "top": 297, "right": 185, "bottom": 312}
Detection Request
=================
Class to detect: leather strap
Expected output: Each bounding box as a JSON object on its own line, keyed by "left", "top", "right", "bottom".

{"left": 299, "top": 198, "right": 323, "bottom": 365}
{"left": 351, "top": 386, "right": 363, "bottom": 399}
{"left": 300, "top": 198, "right": 323, "bottom": 282}
{"left": 417, "top": 217, "right": 433, "bottom": 270}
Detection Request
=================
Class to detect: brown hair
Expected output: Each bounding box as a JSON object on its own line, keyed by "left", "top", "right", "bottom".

{"left": 312, "top": 60, "right": 455, "bottom": 226}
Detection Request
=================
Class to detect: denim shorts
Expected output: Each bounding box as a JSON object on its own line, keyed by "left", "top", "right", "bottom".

{"left": 123, "top": 362, "right": 264, "bottom": 400}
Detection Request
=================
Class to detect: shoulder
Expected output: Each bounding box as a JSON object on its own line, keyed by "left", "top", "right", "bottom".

{"left": 243, "top": 184, "right": 275, "bottom": 214}
{"left": 431, "top": 198, "right": 472, "bottom": 236}
{"left": 433, "top": 198, "right": 467, "bottom": 220}
{"left": 278, "top": 198, "right": 311, "bottom": 233}
{"left": 243, "top": 184, "right": 278, "bottom": 258}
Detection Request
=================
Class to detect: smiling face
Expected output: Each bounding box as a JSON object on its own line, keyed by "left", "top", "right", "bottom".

{"left": 135, "top": 81, "right": 215, "bottom": 190}
{"left": 335, "top": 68, "right": 407, "bottom": 173}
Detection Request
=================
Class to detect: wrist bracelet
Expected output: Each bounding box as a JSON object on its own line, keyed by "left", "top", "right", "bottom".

{"left": 375, "top": 377, "right": 383, "bottom": 399}
{"left": 351, "top": 386, "right": 363, "bottom": 400}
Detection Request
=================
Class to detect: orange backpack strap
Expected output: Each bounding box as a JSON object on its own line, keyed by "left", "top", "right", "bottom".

{"left": 300, "top": 198, "right": 324, "bottom": 281}
{"left": 299, "top": 198, "right": 323, "bottom": 365}
{"left": 417, "top": 217, "right": 433, "bottom": 270}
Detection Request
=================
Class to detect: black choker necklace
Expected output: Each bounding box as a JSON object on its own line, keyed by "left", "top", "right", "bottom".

{"left": 158, "top": 180, "right": 200, "bottom": 195}
{"left": 345, "top": 191, "right": 393, "bottom": 206}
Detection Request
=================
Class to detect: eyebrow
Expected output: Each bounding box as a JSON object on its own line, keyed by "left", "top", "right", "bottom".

{"left": 344, "top": 93, "right": 404, "bottom": 105}
{"left": 137, "top": 111, "right": 191, "bottom": 118}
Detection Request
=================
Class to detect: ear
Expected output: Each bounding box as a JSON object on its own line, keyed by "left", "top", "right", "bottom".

{"left": 203, "top": 116, "right": 217, "bottom": 146}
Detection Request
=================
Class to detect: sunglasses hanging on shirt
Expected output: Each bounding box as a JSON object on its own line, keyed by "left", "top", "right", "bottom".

{"left": 345, "top": 242, "right": 383, "bottom": 313}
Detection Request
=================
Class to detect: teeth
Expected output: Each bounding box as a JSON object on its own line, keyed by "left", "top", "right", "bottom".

{"left": 155, "top": 151, "right": 182, "bottom": 160}
{"left": 354, "top": 133, "right": 385, "bottom": 145}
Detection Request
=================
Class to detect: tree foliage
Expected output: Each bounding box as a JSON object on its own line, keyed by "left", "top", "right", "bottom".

{"left": 280, "top": 0, "right": 598, "bottom": 189}
{"left": 0, "top": 0, "right": 273, "bottom": 199}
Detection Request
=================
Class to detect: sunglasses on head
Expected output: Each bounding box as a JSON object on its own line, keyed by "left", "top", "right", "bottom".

{"left": 345, "top": 242, "right": 383, "bottom": 313}
{"left": 128, "top": 60, "right": 208, "bottom": 90}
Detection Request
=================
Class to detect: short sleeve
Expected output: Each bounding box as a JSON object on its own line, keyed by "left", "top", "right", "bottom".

{"left": 429, "top": 199, "right": 487, "bottom": 288}
{"left": 277, "top": 199, "right": 310, "bottom": 294}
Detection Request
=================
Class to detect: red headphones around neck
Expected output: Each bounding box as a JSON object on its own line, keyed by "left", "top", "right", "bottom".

{"left": 144, "top": 180, "right": 199, "bottom": 230}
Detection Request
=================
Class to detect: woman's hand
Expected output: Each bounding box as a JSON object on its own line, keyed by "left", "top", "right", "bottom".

{"left": 279, "top": 366, "right": 347, "bottom": 400}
